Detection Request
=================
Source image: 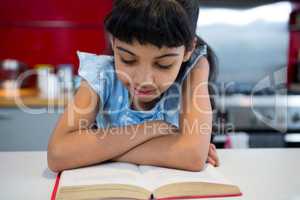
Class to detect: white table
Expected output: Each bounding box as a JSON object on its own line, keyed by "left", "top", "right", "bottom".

{"left": 0, "top": 149, "right": 299, "bottom": 200}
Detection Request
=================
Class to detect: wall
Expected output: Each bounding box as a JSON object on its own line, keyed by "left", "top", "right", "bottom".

{"left": 197, "top": 1, "right": 291, "bottom": 85}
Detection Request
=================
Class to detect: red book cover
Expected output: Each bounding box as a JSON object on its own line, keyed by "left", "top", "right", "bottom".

{"left": 51, "top": 173, "right": 61, "bottom": 200}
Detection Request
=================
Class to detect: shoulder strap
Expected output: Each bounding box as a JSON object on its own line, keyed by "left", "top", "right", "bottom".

{"left": 175, "top": 44, "right": 208, "bottom": 84}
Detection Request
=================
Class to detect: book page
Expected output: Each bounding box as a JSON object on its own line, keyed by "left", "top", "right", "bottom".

{"left": 138, "top": 164, "right": 233, "bottom": 191}
{"left": 60, "top": 162, "right": 145, "bottom": 188}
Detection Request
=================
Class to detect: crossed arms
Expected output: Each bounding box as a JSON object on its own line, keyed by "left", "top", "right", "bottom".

{"left": 47, "top": 57, "right": 212, "bottom": 173}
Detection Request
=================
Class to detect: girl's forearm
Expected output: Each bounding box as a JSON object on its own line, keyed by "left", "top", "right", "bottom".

{"left": 47, "top": 120, "right": 173, "bottom": 172}
{"left": 111, "top": 132, "right": 205, "bottom": 171}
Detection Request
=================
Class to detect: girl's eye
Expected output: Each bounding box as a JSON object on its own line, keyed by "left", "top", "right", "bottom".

{"left": 156, "top": 63, "right": 173, "bottom": 69}
{"left": 121, "top": 58, "right": 136, "bottom": 65}
{"left": 120, "top": 57, "right": 172, "bottom": 69}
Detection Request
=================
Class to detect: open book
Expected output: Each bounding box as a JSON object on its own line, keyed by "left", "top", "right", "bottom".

{"left": 51, "top": 162, "right": 242, "bottom": 200}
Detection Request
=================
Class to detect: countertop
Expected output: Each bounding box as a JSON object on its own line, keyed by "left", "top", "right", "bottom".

{"left": 0, "top": 149, "right": 299, "bottom": 200}
{"left": 0, "top": 93, "right": 72, "bottom": 108}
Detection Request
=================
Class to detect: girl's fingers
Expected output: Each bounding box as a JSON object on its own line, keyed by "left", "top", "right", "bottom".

{"left": 208, "top": 144, "right": 216, "bottom": 157}
{"left": 207, "top": 156, "right": 216, "bottom": 166}
{"left": 214, "top": 157, "right": 220, "bottom": 167}
{"left": 210, "top": 152, "right": 220, "bottom": 166}
{"left": 208, "top": 144, "right": 220, "bottom": 167}
{"left": 210, "top": 143, "right": 216, "bottom": 150}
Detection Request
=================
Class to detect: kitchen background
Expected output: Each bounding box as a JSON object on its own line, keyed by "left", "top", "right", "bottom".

{"left": 0, "top": 0, "right": 300, "bottom": 150}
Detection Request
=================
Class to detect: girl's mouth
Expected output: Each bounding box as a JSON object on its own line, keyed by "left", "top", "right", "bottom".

{"left": 134, "top": 88, "right": 155, "bottom": 96}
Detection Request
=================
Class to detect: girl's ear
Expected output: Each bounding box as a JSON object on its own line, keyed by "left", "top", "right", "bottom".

{"left": 110, "top": 35, "right": 115, "bottom": 48}
{"left": 183, "top": 37, "right": 198, "bottom": 62}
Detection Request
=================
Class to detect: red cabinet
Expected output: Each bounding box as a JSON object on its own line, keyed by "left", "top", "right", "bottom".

{"left": 288, "top": 2, "right": 300, "bottom": 90}
{"left": 0, "top": 0, "right": 113, "bottom": 74}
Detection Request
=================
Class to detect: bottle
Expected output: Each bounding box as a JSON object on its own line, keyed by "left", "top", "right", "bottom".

{"left": 35, "top": 64, "right": 54, "bottom": 98}
{"left": 57, "top": 64, "right": 74, "bottom": 95}
{"left": 47, "top": 73, "right": 60, "bottom": 99}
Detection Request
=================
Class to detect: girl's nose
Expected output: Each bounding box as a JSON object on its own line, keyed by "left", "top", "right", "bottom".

{"left": 133, "top": 69, "right": 155, "bottom": 89}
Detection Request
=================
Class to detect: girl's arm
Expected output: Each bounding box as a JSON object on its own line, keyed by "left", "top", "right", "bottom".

{"left": 111, "top": 57, "right": 212, "bottom": 172}
{"left": 47, "top": 80, "right": 174, "bottom": 172}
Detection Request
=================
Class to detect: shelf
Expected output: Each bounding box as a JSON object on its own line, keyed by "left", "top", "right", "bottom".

{"left": 0, "top": 89, "right": 73, "bottom": 108}
{"left": 289, "top": 83, "right": 300, "bottom": 93}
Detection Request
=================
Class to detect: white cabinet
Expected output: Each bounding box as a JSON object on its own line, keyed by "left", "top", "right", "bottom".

{"left": 0, "top": 108, "right": 62, "bottom": 151}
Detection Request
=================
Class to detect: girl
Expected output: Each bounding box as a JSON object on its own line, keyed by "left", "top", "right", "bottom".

{"left": 48, "top": 0, "right": 219, "bottom": 172}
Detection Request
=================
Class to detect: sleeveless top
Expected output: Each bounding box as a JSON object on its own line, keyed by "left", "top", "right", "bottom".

{"left": 77, "top": 44, "right": 207, "bottom": 129}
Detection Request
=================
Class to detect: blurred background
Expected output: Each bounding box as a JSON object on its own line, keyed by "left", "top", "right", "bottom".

{"left": 0, "top": 0, "right": 300, "bottom": 150}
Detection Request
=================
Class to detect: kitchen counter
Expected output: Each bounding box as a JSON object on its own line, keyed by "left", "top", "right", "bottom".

{"left": 0, "top": 95, "right": 72, "bottom": 108}
{"left": 0, "top": 149, "right": 299, "bottom": 200}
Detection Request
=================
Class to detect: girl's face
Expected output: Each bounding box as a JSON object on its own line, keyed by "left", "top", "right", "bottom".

{"left": 111, "top": 37, "right": 194, "bottom": 110}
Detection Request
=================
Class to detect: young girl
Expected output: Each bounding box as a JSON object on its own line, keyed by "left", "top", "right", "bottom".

{"left": 48, "top": 0, "right": 219, "bottom": 172}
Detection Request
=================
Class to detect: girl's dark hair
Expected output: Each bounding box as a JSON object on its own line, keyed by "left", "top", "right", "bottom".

{"left": 104, "top": 0, "right": 218, "bottom": 135}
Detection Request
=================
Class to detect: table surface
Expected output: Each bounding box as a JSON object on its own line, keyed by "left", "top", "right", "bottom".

{"left": 0, "top": 148, "right": 299, "bottom": 200}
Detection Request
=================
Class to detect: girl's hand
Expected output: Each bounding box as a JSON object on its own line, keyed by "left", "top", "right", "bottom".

{"left": 206, "top": 143, "right": 220, "bottom": 167}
